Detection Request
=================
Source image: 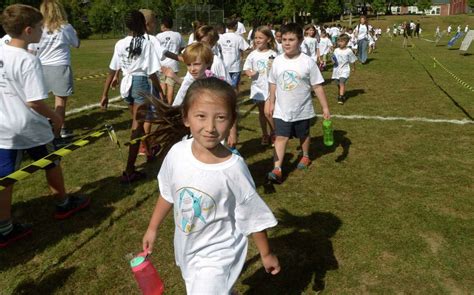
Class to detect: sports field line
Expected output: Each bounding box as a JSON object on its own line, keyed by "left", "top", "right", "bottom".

{"left": 66, "top": 96, "right": 472, "bottom": 125}
{"left": 240, "top": 110, "right": 473, "bottom": 125}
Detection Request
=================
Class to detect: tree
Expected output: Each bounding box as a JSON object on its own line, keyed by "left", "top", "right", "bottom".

{"left": 88, "top": 0, "right": 113, "bottom": 38}
{"left": 416, "top": 0, "right": 432, "bottom": 12}
{"left": 326, "top": 0, "right": 343, "bottom": 22}
{"left": 371, "top": 0, "right": 386, "bottom": 18}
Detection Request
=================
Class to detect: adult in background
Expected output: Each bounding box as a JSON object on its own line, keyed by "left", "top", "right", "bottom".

{"left": 34, "top": 0, "right": 80, "bottom": 140}
{"left": 354, "top": 15, "right": 370, "bottom": 64}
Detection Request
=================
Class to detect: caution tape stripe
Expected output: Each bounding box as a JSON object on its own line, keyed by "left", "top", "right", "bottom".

{"left": 0, "top": 128, "right": 108, "bottom": 191}
{"left": 74, "top": 73, "right": 108, "bottom": 81}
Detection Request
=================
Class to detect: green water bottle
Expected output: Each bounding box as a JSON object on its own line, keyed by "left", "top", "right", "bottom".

{"left": 323, "top": 119, "right": 334, "bottom": 147}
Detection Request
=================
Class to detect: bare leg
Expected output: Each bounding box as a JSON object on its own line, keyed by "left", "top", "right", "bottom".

{"left": 55, "top": 95, "right": 68, "bottom": 129}
{"left": 299, "top": 136, "right": 310, "bottom": 157}
{"left": 126, "top": 104, "right": 145, "bottom": 174}
{"left": 0, "top": 186, "right": 13, "bottom": 221}
{"left": 45, "top": 165, "right": 67, "bottom": 202}
{"left": 273, "top": 136, "right": 289, "bottom": 168}
{"left": 166, "top": 84, "right": 174, "bottom": 105}
{"left": 339, "top": 83, "right": 346, "bottom": 96}
{"left": 257, "top": 103, "right": 268, "bottom": 137}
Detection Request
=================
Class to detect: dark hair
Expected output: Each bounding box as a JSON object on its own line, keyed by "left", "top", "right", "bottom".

{"left": 280, "top": 23, "right": 303, "bottom": 40}
{"left": 125, "top": 10, "right": 146, "bottom": 59}
{"left": 195, "top": 25, "right": 219, "bottom": 46}
{"left": 161, "top": 16, "right": 173, "bottom": 29}
{"left": 183, "top": 77, "right": 237, "bottom": 123}
{"left": 226, "top": 19, "right": 238, "bottom": 30}
{"left": 337, "top": 34, "right": 350, "bottom": 43}
{"left": 1, "top": 4, "right": 43, "bottom": 38}
{"left": 138, "top": 77, "right": 237, "bottom": 157}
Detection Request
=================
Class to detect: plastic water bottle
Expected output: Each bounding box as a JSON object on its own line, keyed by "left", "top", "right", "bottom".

{"left": 323, "top": 119, "right": 334, "bottom": 147}
{"left": 130, "top": 253, "right": 164, "bottom": 295}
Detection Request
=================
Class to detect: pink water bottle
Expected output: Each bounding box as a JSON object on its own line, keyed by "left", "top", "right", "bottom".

{"left": 130, "top": 253, "right": 164, "bottom": 295}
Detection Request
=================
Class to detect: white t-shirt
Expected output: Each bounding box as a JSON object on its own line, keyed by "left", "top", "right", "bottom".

{"left": 218, "top": 32, "right": 250, "bottom": 72}
{"left": 275, "top": 42, "right": 284, "bottom": 55}
{"left": 1, "top": 34, "right": 11, "bottom": 45}
{"left": 211, "top": 55, "right": 232, "bottom": 85}
{"left": 156, "top": 30, "right": 185, "bottom": 72}
{"left": 172, "top": 74, "right": 194, "bottom": 106}
{"left": 0, "top": 45, "right": 53, "bottom": 149}
{"left": 331, "top": 48, "right": 357, "bottom": 80}
{"left": 145, "top": 33, "right": 166, "bottom": 61}
{"left": 236, "top": 22, "right": 246, "bottom": 35}
{"left": 319, "top": 37, "right": 332, "bottom": 55}
{"left": 243, "top": 49, "right": 277, "bottom": 101}
{"left": 303, "top": 37, "right": 318, "bottom": 61}
{"left": 109, "top": 36, "right": 161, "bottom": 98}
{"left": 268, "top": 53, "right": 324, "bottom": 122}
{"left": 158, "top": 139, "right": 277, "bottom": 294}
{"left": 34, "top": 23, "right": 79, "bottom": 66}
{"left": 355, "top": 24, "right": 370, "bottom": 41}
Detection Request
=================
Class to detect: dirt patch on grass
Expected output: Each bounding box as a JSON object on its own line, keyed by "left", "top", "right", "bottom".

{"left": 420, "top": 232, "right": 445, "bottom": 254}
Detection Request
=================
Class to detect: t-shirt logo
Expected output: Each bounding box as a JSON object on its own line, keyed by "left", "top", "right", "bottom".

{"left": 166, "top": 37, "right": 170, "bottom": 41}
{"left": 177, "top": 187, "right": 216, "bottom": 234}
{"left": 256, "top": 59, "right": 267, "bottom": 74}
{"left": 278, "top": 70, "right": 300, "bottom": 91}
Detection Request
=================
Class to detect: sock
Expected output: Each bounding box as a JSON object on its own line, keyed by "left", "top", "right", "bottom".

{"left": 56, "top": 197, "right": 70, "bottom": 208}
{"left": 303, "top": 152, "right": 309, "bottom": 158}
{"left": 273, "top": 166, "right": 282, "bottom": 171}
{"left": 0, "top": 219, "right": 13, "bottom": 236}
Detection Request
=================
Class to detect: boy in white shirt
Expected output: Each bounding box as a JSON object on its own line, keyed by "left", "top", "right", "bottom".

{"left": 266, "top": 23, "right": 331, "bottom": 184}
{"left": 0, "top": 4, "right": 90, "bottom": 248}
{"left": 218, "top": 19, "right": 250, "bottom": 93}
{"left": 156, "top": 17, "right": 185, "bottom": 104}
{"left": 332, "top": 34, "right": 357, "bottom": 105}
{"left": 318, "top": 31, "right": 333, "bottom": 71}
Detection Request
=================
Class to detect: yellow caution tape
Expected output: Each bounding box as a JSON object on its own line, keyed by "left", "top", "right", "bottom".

{"left": 75, "top": 73, "right": 108, "bottom": 81}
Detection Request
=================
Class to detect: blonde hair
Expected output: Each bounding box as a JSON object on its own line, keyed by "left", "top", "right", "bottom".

{"left": 40, "top": 0, "right": 68, "bottom": 33}
{"left": 255, "top": 26, "right": 276, "bottom": 51}
{"left": 182, "top": 42, "right": 214, "bottom": 66}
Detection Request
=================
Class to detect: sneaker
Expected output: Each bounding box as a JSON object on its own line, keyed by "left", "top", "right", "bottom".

{"left": 261, "top": 135, "right": 270, "bottom": 146}
{"left": 337, "top": 96, "right": 344, "bottom": 105}
{"left": 54, "top": 195, "right": 91, "bottom": 220}
{"left": 138, "top": 142, "right": 147, "bottom": 156}
{"left": 146, "top": 144, "right": 161, "bottom": 162}
{"left": 53, "top": 137, "right": 71, "bottom": 149}
{"left": 0, "top": 223, "right": 32, "bottom": 248}
{"left": 297, "top": 156, "right": 311, "bottom": 170}
{"left": 120, "top": 170, "right": 146, "bottom": 184}
{"left": 267, "top": 168, "right": 283, "bottom": 184}
{"left": 60, "top": 128, "right": 74, "bottom": 139}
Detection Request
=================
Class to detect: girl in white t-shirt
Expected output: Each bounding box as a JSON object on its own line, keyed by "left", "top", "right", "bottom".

{"left": 142, "top": 77, "right": 280, "bottom": 294}
{"left": 244, "top": 26, "right": 277, "bottom": 146}
{"left": 332, "top": 34, "right": 357, "bottom": 105}
{"left": 100, "top": 10, "right": 162, "bottom": 183}
{"left": 36, "top": 0, "right": 80, "bottom": 139}
{"left": 303, "top": 24, "right": 319, "bottom": 62}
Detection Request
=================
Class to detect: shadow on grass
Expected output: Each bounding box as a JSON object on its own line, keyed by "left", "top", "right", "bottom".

{"left": 12, "top": 267, "right": 76, "bottom": 295}
{"left": 66, "top": 109, "right": 132, "bottom": 136}
{"left": 0, "top": 175, "right": 139, "bottom": 271}
{"left": 311, "top": 130, "right": 351, "bottom": 163}
{"left": 344, "top": 89, "right": 365, "bottom": 102}
{"left": 242, "top": 209, "right": 342, "bottom": 294}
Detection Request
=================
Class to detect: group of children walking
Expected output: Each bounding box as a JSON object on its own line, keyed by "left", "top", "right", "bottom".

{"left": 0, "top": 4, "right": 367, "bottom": 293}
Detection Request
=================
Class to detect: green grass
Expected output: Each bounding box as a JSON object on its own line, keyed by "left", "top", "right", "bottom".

{"left": 1, "top": 15, "right": 473, "bottom": 294}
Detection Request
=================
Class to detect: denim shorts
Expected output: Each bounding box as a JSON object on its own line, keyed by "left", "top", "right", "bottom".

{"left": 228, "top": 72, "right": 241, "bottom": 88}
{"left": 274, "top": 118, "right": 311, "bottom": 139}
{"left": 124, "top": 76, "right": 150, "bottom": 105}
{"left": 0, "top": 143, "right": 57, "bottom": 178}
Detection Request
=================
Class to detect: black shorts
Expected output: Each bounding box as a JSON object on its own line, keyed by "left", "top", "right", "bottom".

{"left": 274, "top": 118, "right": 311, "bottom": 139}
{"left": 0, "top": 142, "right": 58, "bottom": 177}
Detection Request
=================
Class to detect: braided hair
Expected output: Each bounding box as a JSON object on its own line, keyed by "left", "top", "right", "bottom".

{"left": 124, "top": 10, "right": 146, "bottom": 59}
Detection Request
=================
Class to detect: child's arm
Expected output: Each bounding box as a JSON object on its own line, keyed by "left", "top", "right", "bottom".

{"left": 265, "top": 83, "right": 276, "bottom": 119}
{"left": 244, "top": 69, "right": 257, "bottom": 78}
{"left": 312, "top": 84, "right": 331, "bottom": 119}
{"left": 162, "top": 66, "right": 183, "bottom": 85}
{"left": 27, "top": 100, "right": 63, "bottom": 136}
{"left": 252, "top": 231, "right": 280, "bottom": 275}
{"left": 143, "top": 195, "right": 173, "bottom": 254}
{"left": 163, "top": 50, "right": 183, "bottom": 62}
{"left": 100, "top": 69, "right": 116, "bottom": 110}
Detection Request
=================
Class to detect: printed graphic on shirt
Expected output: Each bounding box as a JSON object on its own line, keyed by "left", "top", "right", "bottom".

{"left": 256, "top": 59, "right": 268, "bottom": 74}
{"left": 278, "top": 70, "right": 300, "bottom": 91}
{"left": 177, "top": 187, "right": 216, "bottom": 234}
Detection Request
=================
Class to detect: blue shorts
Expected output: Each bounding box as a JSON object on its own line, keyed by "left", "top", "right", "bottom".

{"left": 124, "top": 76, "right": 150, "bottom": 105}
{"left": 228, "top": 72, "right": 241, "bottom": 88}
{"left": 0, "top": 143, "right": 58, "bottom": 178}
{"left": 274, "top": 118, "right": 311, "bottom": 139}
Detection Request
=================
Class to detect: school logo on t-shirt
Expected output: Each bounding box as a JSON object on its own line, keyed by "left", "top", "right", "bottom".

{"left": 256, "top": 59, "right": 267, "bottom": 74}
{"left": 177, "top": 187, "right": 216, "bottom": 234}
{"left": 278, "top": 70, "right": 300, "bottom": 91}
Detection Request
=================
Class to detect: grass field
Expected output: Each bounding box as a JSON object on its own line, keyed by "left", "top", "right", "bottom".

{"left": 0, "top": 15, "right": 473, "bottom": 294}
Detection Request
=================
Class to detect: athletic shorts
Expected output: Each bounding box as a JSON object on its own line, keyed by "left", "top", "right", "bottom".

{"left": 159, "top": 73, "right": 176, "bottom": 87}
{"left": 274, "top": 118, "right": 311, "bottom": 139}
{"left": 43, "top": 65, "right": 74, "bottom": 97}
{"left": 0, "top": 143, "right": 58, "bottom": 178}
{"left": 228, "top": 72, "right": 241, "bottom": 88}
{"left": 124, "top": 76, "right": 150, "bottom": 105}
{"left": 334, "top": 77, "right": 348, "bottom": 85}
